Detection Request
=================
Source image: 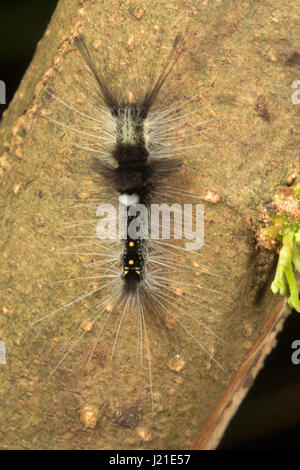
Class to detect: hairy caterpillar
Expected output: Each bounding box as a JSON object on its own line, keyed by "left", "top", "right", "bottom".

{"left": 31, "top": 3, "right": 229, "bottom": 422}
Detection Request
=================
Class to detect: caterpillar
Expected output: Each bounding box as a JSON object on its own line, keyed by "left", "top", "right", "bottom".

{"left": 31, "top": 3, "right": 228, "bottom": 423}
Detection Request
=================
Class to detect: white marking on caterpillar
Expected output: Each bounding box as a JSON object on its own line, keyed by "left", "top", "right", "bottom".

{"left": 119, "top": 193, "right": 140, "bottom": 207}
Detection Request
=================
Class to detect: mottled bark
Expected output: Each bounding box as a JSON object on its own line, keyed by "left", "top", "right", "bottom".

{"left": 0, "top": 0, "right": 299, "bottom": 450}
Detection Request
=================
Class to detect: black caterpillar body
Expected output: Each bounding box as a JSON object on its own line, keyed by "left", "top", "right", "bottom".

{"left": 75, "top": 35, "right": 183, "bottom": 294}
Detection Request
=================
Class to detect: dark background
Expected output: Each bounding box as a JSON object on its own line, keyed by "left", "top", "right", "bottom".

{"left": 0, "top": 0, "right": 300, "bottom": 450}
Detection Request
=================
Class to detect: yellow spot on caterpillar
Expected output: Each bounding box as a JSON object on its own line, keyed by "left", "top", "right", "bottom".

{"left": 129, "top": 260, "right": 134, "bottom": 265}
{"left": 129, "top": 241, "right": 134, "bottom": 247}
{"left": 136, "top": 270, "right": 140, "bottom": 275}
